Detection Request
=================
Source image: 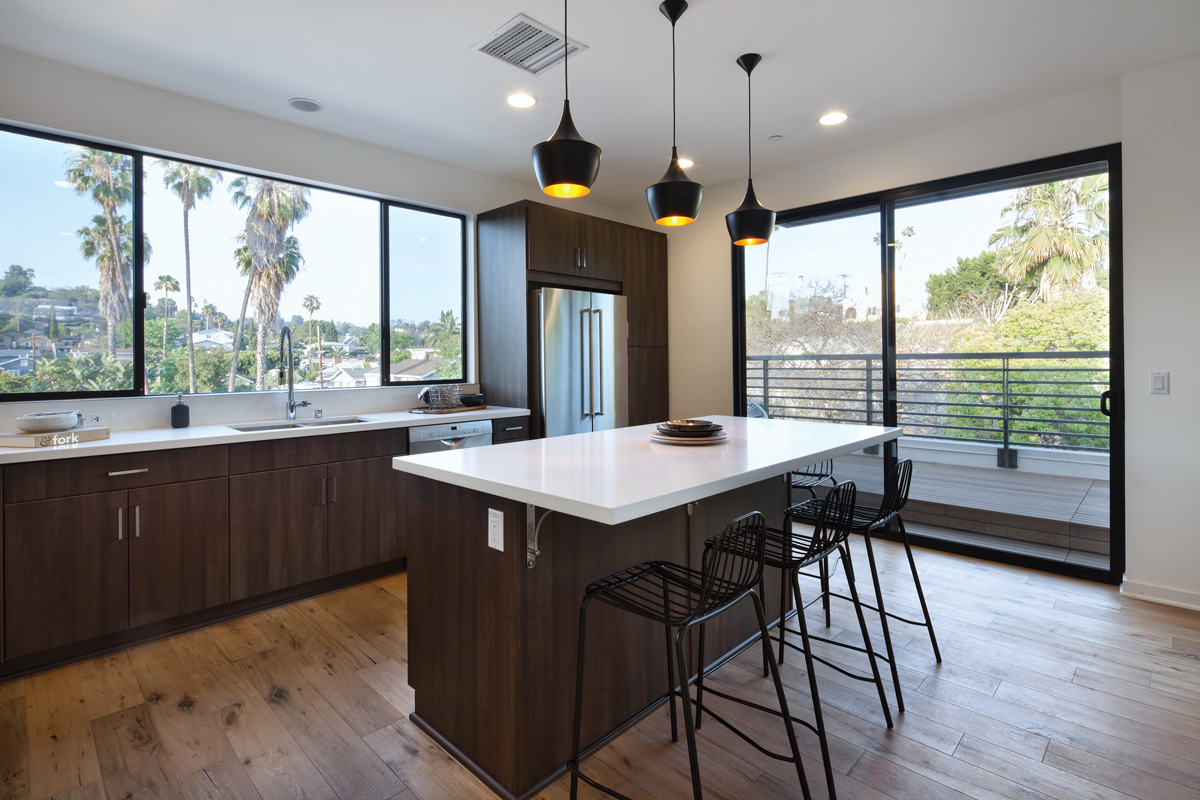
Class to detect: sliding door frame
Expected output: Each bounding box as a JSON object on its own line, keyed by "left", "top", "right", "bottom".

{"left": 733, "top": 144, "right": 1125, "bottom": 584}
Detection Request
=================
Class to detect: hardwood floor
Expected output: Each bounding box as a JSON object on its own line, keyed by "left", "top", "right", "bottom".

{"left": 1, "top": 540, "right": 1197, "bottom": 800}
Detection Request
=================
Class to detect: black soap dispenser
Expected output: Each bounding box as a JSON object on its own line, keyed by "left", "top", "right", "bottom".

{"left": 171, "top": 394, "right": 190, "bottom": 429}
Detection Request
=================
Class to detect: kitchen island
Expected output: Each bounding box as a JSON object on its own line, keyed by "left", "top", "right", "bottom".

{"left": 393, "top": 416, "right": 900, "bottom": 800}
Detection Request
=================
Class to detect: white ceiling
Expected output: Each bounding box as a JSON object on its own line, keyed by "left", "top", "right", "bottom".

{"left": 2, "top": 1, "right": 1199, "bottom": 209}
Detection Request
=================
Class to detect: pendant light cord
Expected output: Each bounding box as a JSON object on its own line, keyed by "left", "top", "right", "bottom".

{"left": 563, "top": 0, "right": 569, "bottom": 100}
{"left": 747, "top": 70, "right": 753, "bottom": 176}
{"left": 671, "top": 21, "right": 677, "bottom": 148}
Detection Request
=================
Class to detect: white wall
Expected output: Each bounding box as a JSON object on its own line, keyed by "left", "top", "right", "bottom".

{"left": 1118, "top": 55, "right": 1200, "bottom": 610}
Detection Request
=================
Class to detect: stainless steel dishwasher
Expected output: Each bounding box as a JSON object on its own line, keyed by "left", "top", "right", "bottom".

{"left": 408, "top": 419, "right": 493, "bottom": 454}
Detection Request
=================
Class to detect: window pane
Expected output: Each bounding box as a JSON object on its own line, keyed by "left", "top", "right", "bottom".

{"left": 143, "top": 160, "right": 381, "bottom": 393}
{"left": 387, "top": 206, "right": 464, "bottom": 382}
{"left": 0, "top": 131, "right": 135, "bottom": 394}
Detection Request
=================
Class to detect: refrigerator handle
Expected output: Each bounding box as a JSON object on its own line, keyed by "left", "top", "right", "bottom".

{"left": 594, "top": 309, "right": 604, "bottom": 416}
{"left": 581, "top": 309, "right": 593, "bottom": 418}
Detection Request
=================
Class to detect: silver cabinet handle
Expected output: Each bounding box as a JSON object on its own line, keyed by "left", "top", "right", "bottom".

{"left": 117, "top": 506, "right": 123, "bottom": 541}
{"left": 109, "top": 468, "right": 149, "bottom": 477}
{"left": 594, "top": 309, "right": 604, "bottom": 417}
{"left": 134, "top": 505, "right": 140, "bottom": 538}
{"left": 319, "top": 477, "right": 327, "bottom": 505}
{"left": 505, "top": 426, "right": 523, "bottom": 431}
{"left": 573, "top": 248, "right": 580, "bottom": 268}
{"left": 581, "top": 248, "right": 587, "bottom": 269}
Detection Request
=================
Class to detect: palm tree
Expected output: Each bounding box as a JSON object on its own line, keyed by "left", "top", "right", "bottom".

{"left": 302, "top": 295, "right": 320, "bottom": 346}
{"left": 989, "top": 175, "right": 1109, "bottom": 302}
{"left": 156, "top": 161, "right": 223, "bottom": 394}
{"left": 77, "top": 214, "right": 151, "bottom": 354}
{"left": 425, "top": 310, "right": 461, "bottom": 350}
{"left": 153, "top": 275, "right": 180, "bottom": 361}
{"left": 201, "top": 301, "right": 216, "bottom": 330}
{"left": 227, "top": 177, "right": 311, "bottom": 391}
{"left": 233, "top": 233, "right": 304, "bottom": 389}
{"left": 65, "top": 150, "right": 134, "bottom": 355}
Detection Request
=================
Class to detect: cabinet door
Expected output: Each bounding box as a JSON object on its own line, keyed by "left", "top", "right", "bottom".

{"left": 327, "top": 456, "right": 406, "bottom": 574}
{"left": 580, "top": 216, "right": 624, "bottom": 283}
{"left": 526, "top": 202, "right": 580, "bottom": 275}
{"left": 229, "top": 465, "right": 328, "bottom": 601}
{"left": 623, "top": 227, "right": 668, "bottom": 347}
{"left": 129, "top": 478, "right": 230, "bottom": 627}
{"left": 4, "top": 490, "right": 128, "bottom": 659}
{"left": 628, "top": 346, "right": 670, "bottom": 426}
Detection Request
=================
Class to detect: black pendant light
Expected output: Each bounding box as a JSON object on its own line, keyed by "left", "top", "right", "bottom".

{"left": 532, "top": 0, "right": 601, "bottom": 198}
{"left": 726, "top": 53, "right": 775, "bottom": 246}
{"left": 645, "top": 0, "right": 703, "bottom": 226}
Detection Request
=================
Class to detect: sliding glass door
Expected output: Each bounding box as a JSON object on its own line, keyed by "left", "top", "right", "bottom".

{"left": 734, "top": 146, "right": 1123, "bottom": 584}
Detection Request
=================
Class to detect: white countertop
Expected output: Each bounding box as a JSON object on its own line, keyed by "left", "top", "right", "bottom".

{"left": 0, "top": 406, "right": 529, "bottom": 465}
{"left": 392, "top": 416, "right": 900, "bottom": 525}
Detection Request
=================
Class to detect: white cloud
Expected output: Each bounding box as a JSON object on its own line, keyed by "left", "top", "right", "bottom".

{"left": 53, "top": 180, "right": 72, "bottom": 188}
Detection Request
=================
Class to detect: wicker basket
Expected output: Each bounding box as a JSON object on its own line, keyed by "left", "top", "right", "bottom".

{"left": 419, "top": 385, "right": 461, "bottom": 410}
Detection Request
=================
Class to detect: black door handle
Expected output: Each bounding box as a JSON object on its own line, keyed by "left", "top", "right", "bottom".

{"left": 1100, "top": 389, "right": 1112, "bottom": 418}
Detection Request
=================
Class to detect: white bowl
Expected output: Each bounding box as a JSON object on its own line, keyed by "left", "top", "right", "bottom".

{"left": 15, "top": 410, "right": 83, "bottom": 433}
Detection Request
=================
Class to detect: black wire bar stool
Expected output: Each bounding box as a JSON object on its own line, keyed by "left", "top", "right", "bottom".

{"left": 789, "top": 459, "right": 837, "bottom": 504}
{"left": 568, "top": 511, "right": 812, "bottom": 800}
{"left": 786, "top": 459, "right": 941, "bottom": 714}
{"left": 701, "top": 481, "right": 893, "bottom": 800}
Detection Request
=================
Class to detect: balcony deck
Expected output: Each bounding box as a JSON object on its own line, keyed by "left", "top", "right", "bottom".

{"left": 823, "top": 454, "right": 1111, "bottom": 567}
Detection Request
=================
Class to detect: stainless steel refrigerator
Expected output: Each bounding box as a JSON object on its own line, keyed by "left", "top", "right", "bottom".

{"left": 537, "top": 288, "right": 628, "bottom": 437}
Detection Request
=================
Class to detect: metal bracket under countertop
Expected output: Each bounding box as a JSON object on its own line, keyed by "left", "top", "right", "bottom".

{"left": 527, "top": 504, "right": 552, "bottom": 568}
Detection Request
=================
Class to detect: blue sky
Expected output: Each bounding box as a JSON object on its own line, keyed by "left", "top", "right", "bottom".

{"left": 0, "top": 130, "right": 463, "bottom": 328}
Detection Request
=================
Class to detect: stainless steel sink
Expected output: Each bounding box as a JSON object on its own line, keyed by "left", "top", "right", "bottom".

{"left": 298, "top": 416, "right": 374, "bottom": 427}
{"left": 228, "top": 421, "right": 305, "bottom": 432}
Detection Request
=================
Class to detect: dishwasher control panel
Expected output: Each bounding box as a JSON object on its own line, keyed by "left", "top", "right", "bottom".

{"left": 409, "top": 419, "right": 493, "bottom": 444}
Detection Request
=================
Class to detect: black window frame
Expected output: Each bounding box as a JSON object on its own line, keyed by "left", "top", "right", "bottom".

{"left": 732, "top": 144, "right": 1124, "bottom": 586}
{"left": 0, "top": 121, "right": 468, "bottom": 401}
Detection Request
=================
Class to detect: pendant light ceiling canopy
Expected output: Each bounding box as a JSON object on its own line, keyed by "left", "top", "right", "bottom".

{"left": 645, "top": 0, "right": 703, "bottom": 227}
{"left": 531, "top": 0, "right": 601, "bottom": 198}
{"left": 726, "top": 53, "right": 776, "bottom": 246}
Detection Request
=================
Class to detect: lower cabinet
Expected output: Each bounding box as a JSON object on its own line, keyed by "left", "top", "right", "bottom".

{"left": 129, "top": 478, "right": 230, "bottom": 627}
{"left": 229, "top": 464, "right": 329, "bottom": 601}
{"left": 328, "top": 456, "right": 406, "bottom": 575}
{"left": 4, "top": 490, "right": 129, "bottom": 660}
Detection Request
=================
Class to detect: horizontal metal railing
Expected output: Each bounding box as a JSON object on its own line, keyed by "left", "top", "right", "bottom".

{"left": 746, "top": 351, "right": 1110, "bottom": 454}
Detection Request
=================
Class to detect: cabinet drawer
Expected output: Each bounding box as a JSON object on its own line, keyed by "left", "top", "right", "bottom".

{"left": 4, "top": 445, "right": 229, "bottom": 504}
{"left": 229, "top": 429, "right": 408, "bottom": 474}
{"left": 492, "top": 417, "right": 531, "bottom": 443}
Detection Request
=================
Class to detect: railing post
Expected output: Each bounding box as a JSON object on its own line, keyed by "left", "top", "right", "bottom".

{"left": 998, "top": 357, "right": 1015, "bottom": 469}
{"left": 762, "top": 360, "right": 770, "bottom": 418}
{"left": 865, "top": 357, "right": 873, "bottom": 426}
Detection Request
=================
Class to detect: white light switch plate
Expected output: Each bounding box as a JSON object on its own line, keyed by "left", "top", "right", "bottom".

{"left": 1150, "top": 372, "right": 1170, "bottom": 395}
{"left": 487, "top": 509, "right": 504, "bottom": 551}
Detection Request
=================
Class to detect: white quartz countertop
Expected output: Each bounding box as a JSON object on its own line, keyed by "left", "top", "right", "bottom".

{"left": 392, "top": 416, "right": 900, "bottom": 525}
{"left": 0, "top": 406, "right": 529, "bottom": 465}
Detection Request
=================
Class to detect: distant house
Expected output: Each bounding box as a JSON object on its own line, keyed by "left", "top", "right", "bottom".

{"left": 408, "top": 347, "right": 439, "bottom": 360}
{"left": 34, "top": 304, "right": 78, "bottom": 320}
{"left": 55, "top": 335, "right": 85, "bottom": 353}
{"left": 327, "top": 367, "right": 370, "bottom": 388}
{"left": 16, "top": 335, "right": 56, "bottom": 356}
{"left": 0, "top": 349, "right": 37, "bottom": 376}
{"left": 192, "top": 329, "right": 234, "bottom": 350}
{"left": 389, "top": 357, "right": 447, "bottom": 382}
{"left": 0, "top": 330, "right": 22, "bottom": 349}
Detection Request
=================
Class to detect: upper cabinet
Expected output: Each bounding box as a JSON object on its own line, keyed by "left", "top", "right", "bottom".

{"left": 623, "top": 226, "right": 668, "bottom": 348}
{"left": 526, "top": 202, "right": 624, "bottom": 283}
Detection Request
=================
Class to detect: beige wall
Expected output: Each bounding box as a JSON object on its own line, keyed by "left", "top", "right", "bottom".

{"left": 1118, "top": 54, "right": 1200, "bottom": 610}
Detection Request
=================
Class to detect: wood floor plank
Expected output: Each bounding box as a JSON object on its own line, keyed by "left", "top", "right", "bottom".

{"left": 217, "top": 696, "right": 335, "bottom": 800}
{"left": 1149, "top": 671, "right": 1200, "bottom": 699}
{"left": 178, "top": 758, "right": 263, "bottom": 800}
{"left": 46, "top": 782, "right": 104, "bottom": 800}
{"left": 237, "top": 648, "right": 403, "bottom": 800}
{"left": 285, "top": 600, "right": 389, "bottom": 670}
{"left": 78, "top": 654, "right": 143, "bottom": 721}
{"left": 0, "top": 696, "right": 30, "bottom": 800}
{"left": 1042, "top": 739, "right": 1198, "bottom": 800}
{"left": 1072, "top": 667, "right": 1200, "bottom": 719}
{"left": 296, "top": 660, "right": 403, "bottom": 738}
{"left": 89, "top": 705, "right": 183, "bottom": 799}
{"left": 953, "top": 735, "right": 1136, "bottom": 800}
{"left": 170, "top": 629, "right": 260, "bottom": 709}
{"left": 849, "top": 751, "right": 975, "bottom": 800}
{"left": 0, "top": 681, "right": 23, "bottom": 704}
{"left": 363, "top": 718, "right": 493, "bottom": 800}
{"left": 125, "top": 640, "right": 235, "bottom": 778}
{"left": 356, "top": 661, "right": 415, "bottom": 718}
{"left": 208, "top": 614, "right": 274, "bottom": 663}
{"left": 25, "top": 666, "right": 102, "bottom": 800}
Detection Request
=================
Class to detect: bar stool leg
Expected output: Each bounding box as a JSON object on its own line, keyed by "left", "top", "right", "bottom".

{"left": 694, "top": 623, "right": 706, "bottom": 731}
{"left": 751, "top": 590, "right": 813, "bottom": 800}
{"left": 840, "top": 545, "right": 894, "bottom": 728}
{"left": 820, "top": 558, "right": 831, "bottom": 627}
{"left": 778, "top": 566, "right": 790, "bottom": 666}
{"left": 760, "top": 574, "right": 770, "bottom": 677}
{"left": 569, "top": 597, "right": 592, "bottom": 800}
{"left": 662, "top": 583, "right": 679, "bottom": 741}
{"left": 674, "top": 627, "right": 705, "bottom": 800}
{"left": 861, "top": 527, "right": 905, "bottom": 713}
{"left": 791, "top": 571, "right": 838, "bottom": 800}
{"left": 898, "top": 517, "right": 942, "bottom": 662}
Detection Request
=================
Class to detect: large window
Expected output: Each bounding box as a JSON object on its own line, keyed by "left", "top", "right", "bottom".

{"left": 0, "top": 124, "right": 464, "bottom": 399}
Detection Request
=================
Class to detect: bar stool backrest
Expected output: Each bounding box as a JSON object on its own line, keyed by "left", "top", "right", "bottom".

{"left": 810, "top": 480, "right": 857, "bottom": 554}
{"left": 879, "top": 459, "right": 914, "bottom": 518}
{"left": 696, "top": 511, "right": 767, "bottom": 619}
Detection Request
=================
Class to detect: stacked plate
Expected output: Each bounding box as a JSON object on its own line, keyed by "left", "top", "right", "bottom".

{"left": 651, "top": 419, "right": 728, "bottom": 446}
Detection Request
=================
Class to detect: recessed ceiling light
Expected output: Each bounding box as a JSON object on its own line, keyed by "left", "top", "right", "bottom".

{"left": 819, "top": 111, "right": 848, "bottom": 125}
{"left": 507, "top": 92, "right": 537, "bottom": 108}
{"left": 677, "top": 158, "right": 694, "bottom": 168}
{"left": 288, "top": 98, "right": 323, "bottom": 112}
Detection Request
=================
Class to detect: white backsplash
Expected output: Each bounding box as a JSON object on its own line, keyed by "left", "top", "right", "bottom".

{"left": 0, "top": 384, "right": 483, "bottom": 432}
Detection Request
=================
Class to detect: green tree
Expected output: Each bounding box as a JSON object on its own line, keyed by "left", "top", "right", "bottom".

{"left": 233, "top": 233, "right": 304, "bottom": 390}
{"left": 425, "top": 310, "right": 460, "bottom": 350}
{"left": 65, "top": 149, "right": 135, "bottom": 355}
{"left": 77, "top": 214, "right": 151, "bottom": 355}
{"left": 302, "top": 294, "right": 320, "bottom": 351}
{"left": 227, "top": 177, "right": 311, "bottom": 391}
{"left": 925, "top": 251, "right": 1033, "bottom": 324}
{"left": 157, "top": 160, "right": 223, "bottom": 394}
{"left": 47, "top": 306, "right": 61, "bottom": 340}
{"left": 153, "top": 275, "right": 180, "bottom": 360}
{"left": 989, "top": 174, "right": 1108, "bottom": 301}
{"left": 1, "top": 265, "right": 36, "bottom": 297}
{"left": 201, "top": 300, "right": 217, "bottom": 330}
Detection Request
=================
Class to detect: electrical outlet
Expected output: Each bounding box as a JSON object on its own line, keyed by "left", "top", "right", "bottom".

{"left": 80, "top": 412, "right": 106, "bottom": 427}
{"left": 487, "top": 509, "right": 504, "bottom": 552}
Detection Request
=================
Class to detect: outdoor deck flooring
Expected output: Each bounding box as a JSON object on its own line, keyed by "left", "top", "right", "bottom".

{"left": 3, "top": 543, "right": 1197, "bottom": 800}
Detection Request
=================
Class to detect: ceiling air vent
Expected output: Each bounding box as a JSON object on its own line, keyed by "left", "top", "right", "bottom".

{"left": 471, "top": 14, "right": 587, "bottom": 75}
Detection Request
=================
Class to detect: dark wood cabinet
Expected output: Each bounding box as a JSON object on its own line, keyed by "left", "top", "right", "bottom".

{"left": 579, "top": 215, "right": 624, "bottom": 282}
{"left": 492, "top": 417, "right": 531, "bottom": 443}
{"left": 628, "top": 347, "right": 670, "bottom": 426}
{"left": 524, "top": 201, "right": 624, "bottom": 282}
{"left": 623, "top": 226, "right": 668, "bottom": 348}
{"left": 327, "top": 457, "right": 405, "bottom": 574}
{"left": 4, "top": 445, "right": 228, "bottom": 503}
{"left": 229, "top": 464, "right": 329, "bottom": 601}
{"left": 4, "top": 490, "right": 129, "bottom": 659}
{"left": 129, "top": 478, "right": 230, "bottom": 627}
